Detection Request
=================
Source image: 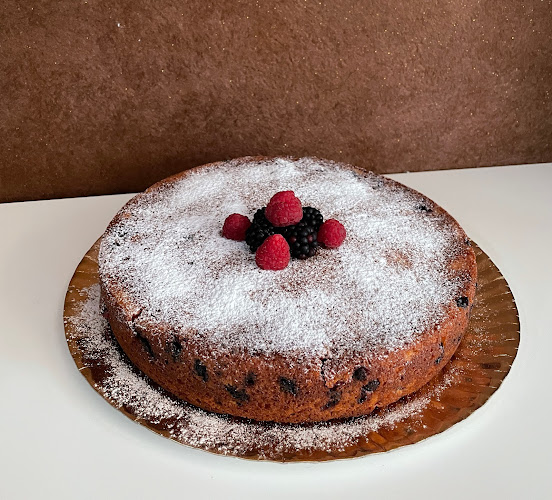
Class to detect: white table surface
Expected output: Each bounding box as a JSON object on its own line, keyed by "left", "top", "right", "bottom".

{"left": 1, "top": 163, "right": 551, "bottom": 500}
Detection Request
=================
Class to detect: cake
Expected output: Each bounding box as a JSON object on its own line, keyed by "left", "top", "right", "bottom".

{"left": 98, "top": 157, "right": 477, "bottom": 423}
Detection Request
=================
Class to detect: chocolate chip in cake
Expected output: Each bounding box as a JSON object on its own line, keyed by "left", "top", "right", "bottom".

{"left": 170, "top": 338, "right": 182, "bottom": 361}
{"left": 435, "top": 342, "right": 444, "bottom": 365}
{"left": 136, "top": 331, "right": 154, "bottom": 358}
{"left": 100, "top": 303, "right": 108, "bottom": 318}
{"left": 322, "top": 388, "right": 342, "bottom": 410}
{"left": 465, "top": 238, "right": 472, "bottom": 246}
{"left": 415, "top": 204, "right": 433, "bottom": 213}
{"left": 225, "top": 385, "right": 249, "bottom": 402}
{"left": 372, "top": 178, "right": 384, "bottom": 190}
{"left": 481, "top": 362, "right": 501, "bottom": 370}
{"left": 456, "top": 296, "right": 469, "bottom": 308}
{"left": 245, "top": 372, "right": 257, "bottom": 386}
{"left": 353, "top": 366, "right": 368, "bottom": 381}
{"left": 357, "top": 379, "right": 380, "bottom": 404}
{"left": 194, "top": 359, "right": 209, "bottom": 382}
{"left": 279, "top": 377, "right": 298, "bottom": 396}
{"left": 362, "top": 379, "right": 380, "bottom": 393}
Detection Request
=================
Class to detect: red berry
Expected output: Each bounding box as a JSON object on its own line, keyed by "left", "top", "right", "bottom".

{"left": 265, "top": 191, "right": 303, "bottom": 227}
{"left": 318, "top": 219, "right": 346, "bottom": 249}
{"left": 255, "top": 234, "right": 290, "bottom": 270}
{"left": 222, "top": 214, "right": 251, "bottom": 241}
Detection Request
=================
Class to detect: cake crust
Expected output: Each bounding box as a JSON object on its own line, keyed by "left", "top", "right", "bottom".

{"left": 99, "top": 157, "right": 477, "bottom": 423}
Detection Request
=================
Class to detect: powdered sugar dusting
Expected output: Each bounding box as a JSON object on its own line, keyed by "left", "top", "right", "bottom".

{"left": 67, "top": 285, "right": 459, "bottom": 459}
{"left": 99, "top": 157, "right": 466, "bottom": 357}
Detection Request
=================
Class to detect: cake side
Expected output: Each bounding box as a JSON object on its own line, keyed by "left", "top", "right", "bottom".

{"left": 98, "top": 156, "right": 476, "bottom": 423}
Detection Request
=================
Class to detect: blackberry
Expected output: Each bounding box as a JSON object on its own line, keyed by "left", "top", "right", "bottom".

{"left": 252, "top": 207, "right": 270, "bottom": 225}
{"left": 245, "top": 208, "right": 276, "bottom": 252}
{"left": 301, "top": 207, "right": 323, "bottom": 230}
{"left": 281, "top": 221, "right": 319, "bottom": 259}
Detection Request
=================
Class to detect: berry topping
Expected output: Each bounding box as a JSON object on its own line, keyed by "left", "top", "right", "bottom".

{"left": 222, "top": 214, "right": 251, "bottom": 241}
{"left": 280, "top": 221, "right": 319, "bottom": 259}
{"left": 301, "top": 206, "right": 324, "bottom": 230}
{"left": 255, "top": 234, "right": 290, "bottom": 270}
{"left": 317, "top": 219, "right": 346, "bottom": 249}
{"left": 265, "top": 190, "right": 303, "bottom": 227}
{"left": 224, "top": 193, "right": 342, "bottom": 268}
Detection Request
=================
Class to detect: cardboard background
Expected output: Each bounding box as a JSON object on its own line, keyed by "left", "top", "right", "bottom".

{"left": 1, "top": 0, "right": 551, "bottom": 202}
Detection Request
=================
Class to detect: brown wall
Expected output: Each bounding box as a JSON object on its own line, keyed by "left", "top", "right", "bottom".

{"left": 1, "top": 0, "right": 551, "bottom": 202}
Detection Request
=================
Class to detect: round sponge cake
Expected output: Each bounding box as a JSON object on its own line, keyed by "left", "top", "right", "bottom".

{"left": 98, "top": 157, "right": 476, "bottom": 423}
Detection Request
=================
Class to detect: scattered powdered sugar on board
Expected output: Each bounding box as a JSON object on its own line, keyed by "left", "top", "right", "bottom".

{"left": 99, "top": 157, "right": 467, "bottom": 358}
{"left": 66, "top": 284, "right": 460, "bottom": 460}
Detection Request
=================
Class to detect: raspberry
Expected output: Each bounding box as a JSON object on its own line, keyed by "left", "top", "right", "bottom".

{"left": 255, "top": 234, "right": 290, "bottom": 270}
{"left": 265, "top": 191, "right": 303, "bottom": 227}
{"left": 317, "top": 219, "right": 346, "bottom": 249}
{"left": 222, "top": 213, "right": 251, "bottom": 241}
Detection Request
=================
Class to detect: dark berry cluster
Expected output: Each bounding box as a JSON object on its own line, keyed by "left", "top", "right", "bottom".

{"left": 247, "top": 207, "right": 322, "bottom": 259}
{"left": 222, "top": 191, "right": 346, "bottom": 271}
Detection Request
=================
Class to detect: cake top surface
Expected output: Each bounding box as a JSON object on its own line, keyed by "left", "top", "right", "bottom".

{"left": 99, "top": 157, "right": 469, "bottom": 359}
